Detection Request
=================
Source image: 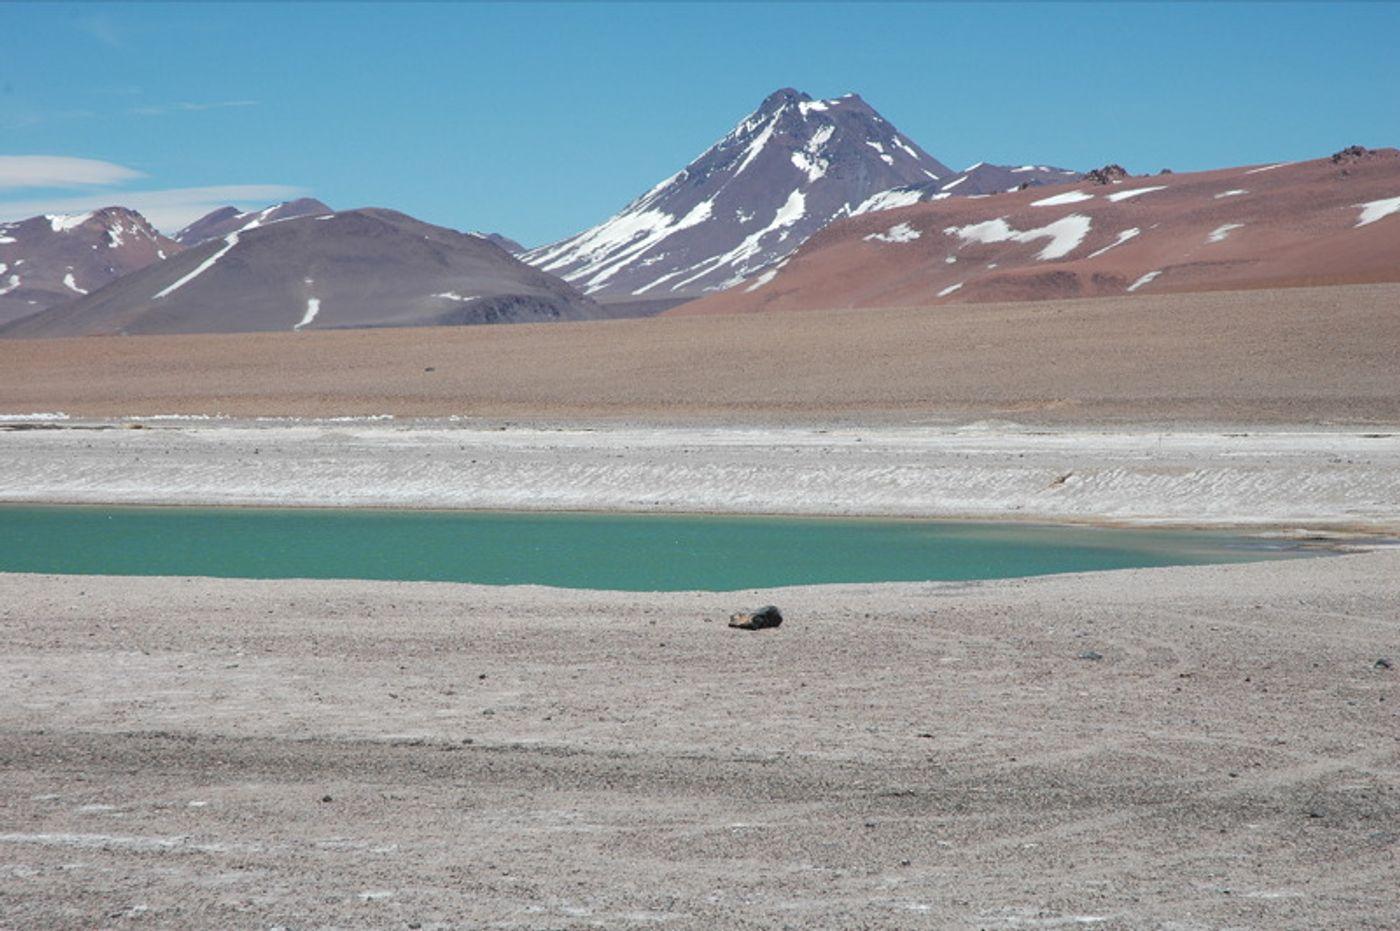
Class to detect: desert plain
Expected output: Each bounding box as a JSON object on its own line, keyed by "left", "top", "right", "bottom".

{"left": 1, "top": 283, "right": 1398, "bottom": 928}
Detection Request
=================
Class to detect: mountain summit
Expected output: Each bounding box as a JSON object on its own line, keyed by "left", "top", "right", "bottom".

{"left": 174, "top": 198, "right": 333, "bottom": 245}
{"left": 523, "top": 88, "right": 953, "bottom": 301}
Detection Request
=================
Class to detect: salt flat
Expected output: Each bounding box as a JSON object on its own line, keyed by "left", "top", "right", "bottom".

{"left": 2, "top": 421, "right": 1398, "bottom": 529}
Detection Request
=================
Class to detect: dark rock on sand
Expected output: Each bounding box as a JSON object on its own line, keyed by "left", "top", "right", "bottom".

{"left": 729, "top": 605, "right": 783, "bottom": 630}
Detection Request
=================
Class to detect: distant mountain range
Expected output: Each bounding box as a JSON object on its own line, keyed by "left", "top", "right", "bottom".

{"left": 673, "top": 147, "right": 1400, "bottom": 316}
{"left": 0, "top": 208, "right": 183, "bottom": 326}
{"left": 2, "top": 208, "right": 609, "bottom": 337}
{"left": 521, "top": 88, "right": 1079, "bottom": 306}
{"left": 3, "top": 87, "right": 1390, "bottom": 339}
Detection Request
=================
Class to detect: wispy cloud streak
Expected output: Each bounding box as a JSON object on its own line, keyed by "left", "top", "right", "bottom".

{"left": 0, "top": 156, "right": 145, "bottom": 190}
{"left": 127, "top": 100, "right": 259, "bottom": 117}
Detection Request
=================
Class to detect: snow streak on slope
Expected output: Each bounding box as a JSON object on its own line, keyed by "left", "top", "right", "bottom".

{"left": 294, "top": 297, "right": 321, "bottom": 331}
{"left": 1031, "top": 190, "right": 1094, "bottom": 207}
{"left": 1087, "top": 228, "right": 1140, "bottom": 258}
{"left": 1127, "top": 270, "right": 1161, "bottom": 292}
{"left": 153, "top": 233, "right": 238, "bottom": 300}
{"left": 1105, "top": 186, "right": 1166, "bottom": 203}
{"left": 522, "top": 88, "right": 953, "bottom": 299}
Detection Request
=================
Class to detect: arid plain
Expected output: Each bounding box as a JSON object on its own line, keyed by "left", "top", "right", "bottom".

{"left": 3, "top": 284, "right": 1399, "bottom": 424}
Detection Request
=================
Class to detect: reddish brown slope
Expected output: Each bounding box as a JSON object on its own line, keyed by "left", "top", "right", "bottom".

{"left": 673, "top": 148, "right": 1400, "bottom": 315}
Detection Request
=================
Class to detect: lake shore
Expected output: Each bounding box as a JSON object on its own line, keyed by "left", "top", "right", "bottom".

{"left": 3, "top": 551, "right": 1398, "bottom": 928}
{"left": 2, "top": 419, "right": 1398, "bottom": 530}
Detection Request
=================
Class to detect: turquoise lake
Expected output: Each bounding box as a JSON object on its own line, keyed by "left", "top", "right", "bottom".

{"left": 0, "top": 505, "right": 1310, "bottom": 591}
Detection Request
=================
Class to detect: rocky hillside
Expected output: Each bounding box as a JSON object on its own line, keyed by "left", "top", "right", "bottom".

{"left": 673, "top": 147, "right": 1400, "bottom": 315}
{"left": 0, "top": 208, "right": 182, "bottom": 325}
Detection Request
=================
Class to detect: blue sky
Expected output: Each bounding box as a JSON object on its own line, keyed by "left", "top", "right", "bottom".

{"left": 3, "top": 1, "right": 1397, "bottom": 245}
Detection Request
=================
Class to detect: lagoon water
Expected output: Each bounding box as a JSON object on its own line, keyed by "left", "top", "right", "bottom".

{"left": 0, "top": 505, "right": 1307, "bottom": 591}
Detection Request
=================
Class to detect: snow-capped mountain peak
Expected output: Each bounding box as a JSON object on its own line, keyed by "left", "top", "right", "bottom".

{"left": 523, "top": 88, "right": 953, "bottom": 301}
{"left": 0, "top": 206, "right": 182, "bottom": 326}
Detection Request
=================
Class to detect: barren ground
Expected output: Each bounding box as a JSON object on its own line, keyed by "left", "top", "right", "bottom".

{"left": 2, "top": 553, "right": 1398, "bottom": 929}
{"left": 2, "top": 284, "right": 1399, "bottom": 425}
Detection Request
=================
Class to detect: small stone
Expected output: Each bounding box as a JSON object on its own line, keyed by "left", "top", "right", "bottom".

{"left": 728, "top": 605, "right": 783, "bottom": 631}
{"left": 1377, "top": 658, "right": 1393, "bottom": 670}
{"left": 1077, "top": 650, "right": 1104, "bottom": 661}
{"left": 321, "top": 795, "right": 333, "bottom": 803}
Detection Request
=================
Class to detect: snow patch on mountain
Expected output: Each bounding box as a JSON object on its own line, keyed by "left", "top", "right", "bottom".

{"left": 47, "top": 213, "right": 93, "bottom": 233}
{"left": 1355, "top": 195, "right": 1400, "bottom": 227}
{"left": 1031, "top": 190, "right": 1093, "bottom": 207}
{"left": 944, "top": 214, "right": 1093, "bottom": 261}
{"left": 865, "top": 222, "right": 921, "bottom": 244}
{"left": 852, "top": 189, "right": 940, "bottom": 216}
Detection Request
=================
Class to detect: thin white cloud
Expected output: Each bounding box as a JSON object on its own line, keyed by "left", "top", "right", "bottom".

{"left": 0, "top": 184, "right": 307, "bottom": 232}
{"left": 0, "top": 155, "right": 145, "bottom": 190}
{"left": 128, "top": 100, "right": 259, "bottom": 117}
{"left": 78, "top": 14, "right": 124, "bottom": 49}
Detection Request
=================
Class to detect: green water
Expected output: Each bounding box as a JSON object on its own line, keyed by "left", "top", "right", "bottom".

{"left": 0, "top": 505, "right": 1308, "bottom": 591}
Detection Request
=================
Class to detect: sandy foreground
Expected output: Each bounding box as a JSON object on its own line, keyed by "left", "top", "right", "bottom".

{"left": 1, "top": 554, "right": 1397, "bottom": 929}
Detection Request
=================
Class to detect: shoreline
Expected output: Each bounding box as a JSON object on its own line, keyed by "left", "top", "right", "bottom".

{"left": 1, "top": 498, "right": 1395, "bottom": 542}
